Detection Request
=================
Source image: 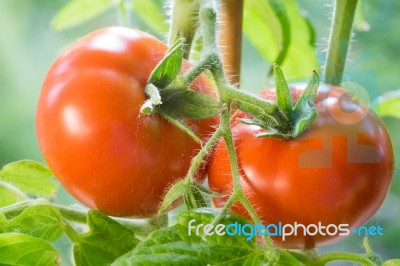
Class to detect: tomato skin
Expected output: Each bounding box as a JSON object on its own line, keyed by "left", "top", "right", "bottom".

{"left": 208, "top": 85, "right": 393, "bottom": 248}
{"left": 36, "top": 27, "right": 217, "bottom": 217}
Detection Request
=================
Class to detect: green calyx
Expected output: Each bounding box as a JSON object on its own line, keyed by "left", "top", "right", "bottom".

{"left": 238, "top": 64, "right": 320, "bottom": 139}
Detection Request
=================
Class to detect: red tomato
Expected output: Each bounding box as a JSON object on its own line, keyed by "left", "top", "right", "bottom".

{"left": 36, "top": 27, "right": 217, "bottom": 217}
{"left": 208, "top": 85, "right": 393, "bottom": 248}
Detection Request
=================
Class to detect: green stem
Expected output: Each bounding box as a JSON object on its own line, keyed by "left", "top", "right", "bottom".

{"left": 0, "top": 198, "right": 48, "bottom": 218}
{"left": 316, "top": 252, "right": 375, "bottom": 266}
{"left": 63, "top": 220, "right": 81, "bottom": 243}
{"left": 324, "top": 0, "right": 359, "bottom": 86}
{"left": 168, "top": 0, "right": 200, "bottom": 58}
{"left": 210, "top": 193, "right": 238, "bottom": 226}
{"left": 0, "top": 199, "right": 160, "bottom": 234}
{"left": 186, "top": 127, "right": 224, "bottom": 181}
{"left": 288, "top": 251, "right": 316, "bottom": 265}
{"left": 220, "top": 108, "right": 275, "bottom": 252}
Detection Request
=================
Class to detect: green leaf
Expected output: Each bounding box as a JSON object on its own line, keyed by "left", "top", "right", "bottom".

{"left": 148, "top": 38, "right": 183, "bottom": 88}
{"left": 51, "top": 0, "right": 113, "bottom": 31}
{"left": 160, "top": 89, "right": 222, "bottom": 119}
{"left": 158, "top": 180, "right": 188, "bottom": 215}
{"left": 0, "top": 233, "right": 59, "bottom": 266}
{"left": 273, "top": 64, "right": 293, "bottom": 116}
{"left": 383, "top": 259, "right": 400, "bottom": 266}
{"left": 373, "top": 90, "right": 400, "bottom": 119}
{"left": 113, "top": 209, "right": 273, "bottom": 265}
{"left": 268, "top": 0, "right": 291, "bottom": 67}
{"left": 0, "top": 181, "right": 26, "bottom": 207}
{"left": 73, "top": 211, "right": 139, "bottom": 266}
{"left": 132, "top": 0, "right": 168, "bottom": 33}
{"left": 244, "top": 0, "right": 318, "bottom": 79}
{"left": 0, "top": 160, "right": 57, "bottom": 197}
{"left": 2, "top": 205, "right": 64, "bottom": 242}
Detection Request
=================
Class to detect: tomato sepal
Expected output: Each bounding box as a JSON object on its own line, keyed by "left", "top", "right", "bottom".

{"left": 148, "top": 37, "right": 184, "bottom": 88}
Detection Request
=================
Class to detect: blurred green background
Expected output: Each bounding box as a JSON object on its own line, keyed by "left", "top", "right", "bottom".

{"left": 0, "top": 0, "right": 399, "bottom": 263}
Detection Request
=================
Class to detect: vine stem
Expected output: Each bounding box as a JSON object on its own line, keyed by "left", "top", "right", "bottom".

{"left": 186, "top": 126, "right": 224, "bottom": 181}
{"left": 168, "top": 0, "right": 200, "bottom": 58}
{"left": 0, "top": 199, "right": 164, "bottom": 235}
{"left": 324, "top": 0, "right": 359, "bottom": 86}
{"left": 193, "top": 2, "right": 276, "bottom": 254}
{"left": 316, "top": 252, "right": 375, "bottom": 266}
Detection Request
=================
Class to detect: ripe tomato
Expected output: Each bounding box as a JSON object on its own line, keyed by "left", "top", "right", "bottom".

{"left": 36, "top": 27, "right": 217, "bottom": 217}
{"left": 208, "top": 85, "right": 393, "bottom": 248}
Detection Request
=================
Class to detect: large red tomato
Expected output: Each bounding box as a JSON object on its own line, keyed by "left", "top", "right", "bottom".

{"left": 36, "top": 27, "right": 218, "bottom": 217}
{"left": 208, "top": 85, "right": 393, "bottom": 248}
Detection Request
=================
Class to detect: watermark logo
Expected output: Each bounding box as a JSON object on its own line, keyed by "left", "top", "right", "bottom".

{"left": 188, "top": 219, "right": 384, "bottom": 241}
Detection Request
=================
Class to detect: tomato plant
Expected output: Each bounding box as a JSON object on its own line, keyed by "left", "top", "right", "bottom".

{"left": 36, "top": 27, "right": 218, "bottom": 217}
{"left": 1, "top": 0, "right": 399, "bottom": 265}
{"left": 208, "top": 85, "right": 394, "bottom": 248}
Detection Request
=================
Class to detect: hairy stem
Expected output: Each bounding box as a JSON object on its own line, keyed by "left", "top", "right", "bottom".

{"left": 324, "top": 0, "right": 359, "bottom": 86}
{"left": 186, "top": 127, "right": 224, "bottom": 181}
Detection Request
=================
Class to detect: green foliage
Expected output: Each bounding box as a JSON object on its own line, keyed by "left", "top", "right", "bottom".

{"left": 373, "top": 90, "right": 400, "bottom": 119}
{"left": 113, "top": 209, "right": 266, "bottom": 265}
{"left": 0, "top": 160, "right": 57, "bottom": 197}
{"left": 148, "top": 37, "right": 184, "bottom": 88}
{"left": 243, "top": 0, "right": 318, "bottom": 79}
{"left": 0, "top": 233, "right": 59, "bottom": 266}
{"left": 132, "top": 0, "right": 168, "bottom": 33}
{"left": 160, "top": 88, "right": 222, "bottom": 119}
{"left": 0, "top": 205, "right": 64, "bottom": 242}
{"left": 0, "top": 181, "right": 26, "bottom": 207}
{"left": 51, "top": 0, "right": 113, "bottom": 31}
{"left": 72, "top": 211, "right": 139, "bottom": 266}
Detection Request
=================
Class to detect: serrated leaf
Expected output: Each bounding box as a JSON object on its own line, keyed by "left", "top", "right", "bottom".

{"left": 148, "top": 38, "right": 183, "bottom": 88}
{"left": 273, "top": 64, "right": 293, "bottom": 116}
{"left": 0, "top": 233, "right": 59, "bottom": 266}
{"left": 0, "top": 160, "right": 57, "bottom": 197}
{"left": 160, "top": 89, "right": 222, "bottom": 119}
{"left": 244, "top": 0, "right": 318, "bottom": 79}
{"left": 51, "top": 0, "right": 113, "bottom": 31}
{"left": 113, "top": 209, "right": 269, "bottom": 265}
{"left": 132, "top": 0, "right": 168, "bottom": 33}
{"left": 73, "top": 211, "right": 139, "bottom": 266}
{"left": 0, "top": 181, "right": 26, "bottom": 207}
{"left": 373, "top": 90, "right": 400, "bottom": 119}
{"left": 3, "top": 205, "right": 64, "bottom": 242}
